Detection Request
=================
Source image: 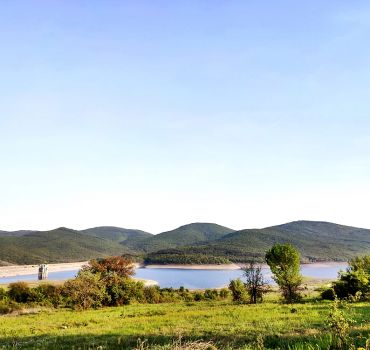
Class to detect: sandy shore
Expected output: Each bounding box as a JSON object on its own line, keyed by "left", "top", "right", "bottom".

{"left": 144, "top": 263, "right": 241, "bottom": 270}
{"left": 0, "top": 261, "right": 88, "bottom": 278}
{"left": 0, "top": 262, "right": 157, "bottom": 287}
{"left": 0, "top": 261, "right": 348, "bottom": 278}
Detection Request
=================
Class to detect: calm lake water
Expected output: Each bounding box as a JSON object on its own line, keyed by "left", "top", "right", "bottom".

{"left": 0, "top": 264, "right": 347, "bottom": 289}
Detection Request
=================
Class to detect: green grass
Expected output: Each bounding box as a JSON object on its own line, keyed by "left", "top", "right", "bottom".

{"left": 1, "top": 298, "right": 370, "bottom": 349}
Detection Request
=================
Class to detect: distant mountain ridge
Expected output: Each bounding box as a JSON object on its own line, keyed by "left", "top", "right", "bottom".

{"left": 133, "top": 223, "right": 234, "bottom": 252}
{"left": 1, "top": 221, "right": 370, "bottom": 264}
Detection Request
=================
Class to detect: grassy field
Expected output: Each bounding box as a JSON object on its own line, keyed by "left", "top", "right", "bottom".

{"left": 1, "top": 297, "right": 370, "bottom": 350}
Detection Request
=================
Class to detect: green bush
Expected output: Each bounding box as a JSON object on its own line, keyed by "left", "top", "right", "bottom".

{"left": 228, "top": 279, "right": 248, "bottom": 303}
{"left": 219, "top": 288, "right": 230, "bottom": 299}
{"left": 321, "top": 287, "right": 336, "bottom": 300}
{"left": 7, "top": 282, "right": 32, "bottom": 303}
{"left": 31, "top": 284, "right": 63, "bottom": 307}
{"left": 0, "top": 287, "right": 7, "bottom": 300}
{"left": 62, "top": 271, "right": 108, "bottom": 310}
{"left": 178, "top": 287, "right": 193, "bottom": 302}
{"left": 204, "top": 289, "right": 219, "bottom": 300}
{"left": 144, "top": 286, "right": 162, "bottom": 303}
{"left": 332, "top": 255, "right": 370, "bottom": 300}
{"left": 106, "top": 277, "right": 145, "bottom": 305}
{"left": 0, "top": 300, "right": 22, "bottom": 315}
{"left": 194, "top": 292, "right": 204, "bottom": 301}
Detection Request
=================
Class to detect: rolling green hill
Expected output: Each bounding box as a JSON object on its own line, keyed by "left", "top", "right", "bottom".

{"left": 1, "top": 221, "right": 370, "bottom": 265}
{"left": 153, "top": 221, "right": 370, "bottom": 263}
{"left": 81, "top": 226, "right": 152, "bottom": 247}
{"left": 0, "top": 230, "right": 35, "bottom": 237}
{"left": 132, "top": 223, "right": 235, "bottom": 252}
{"left": 0, "top": 228, "right": 132, "bottom": 265}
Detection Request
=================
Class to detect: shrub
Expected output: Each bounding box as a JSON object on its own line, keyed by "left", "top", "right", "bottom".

{"left": 62, "top": 271, "right": 108, "bottom": 310}
{"left": 333, "top": 270, "right": 368, "bottom": 300}
{"left": 228, "top": 279, "right": 248, "bottom": 303}
{"left": 105, "top": 277, "right": 145, "bottom": 305}
{"left": 0, "top": 287, "right": 7, "bottom": 300}
{"left": 159, "top": 289, "right": 182, "bottom": 303}
{"left": 204, "top": 289, "right": 218, "bottom": 300}
{"left": 326, "top": 299, "right": 354, "bottom": 348}
{"left": 0, "top": 300, "right": 22, "bottom": 315}
{"left": 332, "top": 255, "right": 370, "bottom": 300}
{"left": 31, "top": 284, "right": 63, "bottom": 307}
{"left": 321, "top": 287, "right": 336, "bottom": 301}
{"left": 219, "top": 288, "right": 230, "bottom": 299}
{"left": 194, "top": 292, "right": 204, "bottom": 301}
{"left": 144, "top": 286, "right": 162, "bottom": 303}
{"left": 7, "top": 282, "right": 32, "bottom": 303}
{"left": 178, "top": 287, "right": 193, "bottom": 302}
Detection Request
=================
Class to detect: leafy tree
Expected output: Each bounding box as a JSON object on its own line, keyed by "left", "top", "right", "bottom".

{"left": 265, "top": 243, "right": 302, "bottom": 303}
{"left": 82, "top": 256, "right": 135, "bottom": 279}
{"left": 243, "top": 261, "right": 268, "bottom": 303}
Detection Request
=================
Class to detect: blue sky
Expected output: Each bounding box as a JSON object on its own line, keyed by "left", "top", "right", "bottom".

{"left": 1, "top": 1, "right": 370, "bottom": 232}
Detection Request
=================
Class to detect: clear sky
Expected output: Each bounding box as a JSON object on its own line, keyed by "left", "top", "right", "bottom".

{"left": 1, "top": 1, "right": 370, "bottom": 233}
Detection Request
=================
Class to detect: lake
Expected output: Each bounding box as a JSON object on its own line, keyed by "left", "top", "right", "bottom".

{"left": 0, "top": 263, "right": 347, "bottom": 289}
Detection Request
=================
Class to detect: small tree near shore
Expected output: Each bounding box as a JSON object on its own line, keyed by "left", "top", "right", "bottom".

{"left": 243, "top": 261, "right": 268, "bottom": 303}
{"left": 265, "top": 243, "right": 302, "bottom": 303}
{"left": 82, "top": 256, "right": 135, "bottom": 279}
{"left": 228, "top": 279, "right": 248, "bottom": 303}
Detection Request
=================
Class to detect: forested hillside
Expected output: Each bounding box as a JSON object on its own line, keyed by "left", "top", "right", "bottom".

{"left": 1, "top": 221, "right": 370, "bottom": 264}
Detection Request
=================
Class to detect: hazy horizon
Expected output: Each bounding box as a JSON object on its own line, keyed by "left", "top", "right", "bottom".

{"left": 1, "top": 1, "right": 370, "bottom": 233}
{"left": 3, "top": 218, "right": 370, "bottom": 236}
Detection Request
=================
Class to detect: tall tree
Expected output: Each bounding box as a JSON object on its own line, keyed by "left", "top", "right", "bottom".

{"left": 265, "top": 243, "right": 302, "bottom": 303}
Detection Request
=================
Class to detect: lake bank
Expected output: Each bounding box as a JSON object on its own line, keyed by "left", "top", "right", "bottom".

{"left": 0, "top": 262, "right": 346, "bottom": 289}
{"left": 0, "top": 262, "right": 157, "bottom": 287}
{"left": 0, "top": 261, "right": 348, "bottom": 278}
{"left": 0, "top": 261, "right": 88, "bottom": 278}
{"left": 143, "top": 263, "right": 241, "bottom": 270}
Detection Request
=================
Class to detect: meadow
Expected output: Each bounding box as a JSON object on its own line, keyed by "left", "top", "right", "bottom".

{"left": 1, "top": 297, "right": 370, "bottom": 350}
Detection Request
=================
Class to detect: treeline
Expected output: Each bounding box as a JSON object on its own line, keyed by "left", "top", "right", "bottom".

{"left": 0, "top": 256, "right": 230, "bottom": 313}
{"left": 144, "top": 250, "right": 230, "bottom": 264}
{"left": 145, "top": 246, "right": 266, "bottom": 264}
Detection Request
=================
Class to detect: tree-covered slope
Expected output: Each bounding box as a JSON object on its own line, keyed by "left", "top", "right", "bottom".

{"left": 81, "top": 226, "right": 152, "bottom": 247}
{"left": 0, "top": 230, "right": 36, "bottom": 237}
{"left": 147, "top": 221, "right": 370, "bottom": 263}
{"left": 133, "top": 223, "right": 235, "bottom": 252}
{"left": 0, "top": 228, "right": 131, "bottom": 264}
{"left": 2, "top": 221, "right": 370, "bottom": 264}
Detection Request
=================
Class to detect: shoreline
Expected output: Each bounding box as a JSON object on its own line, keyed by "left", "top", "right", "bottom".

{"left": 0, "top": 261, "right": 88, "bottom": 278}
{"left": 0, "top": 262, "right": 157, "bottom": 287}
{"left": 144, "top": 261, "right": 348, "bottom": 270}
{"left": 143, "top": 263, "right": 241, "bottom": 270}
{"left": 0, "top": 261, "right": 348, "bottom": 279}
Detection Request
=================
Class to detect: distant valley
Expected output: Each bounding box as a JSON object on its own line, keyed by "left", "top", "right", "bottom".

{"left": 1, "top": 221, "right": 370, "bottom": 265}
